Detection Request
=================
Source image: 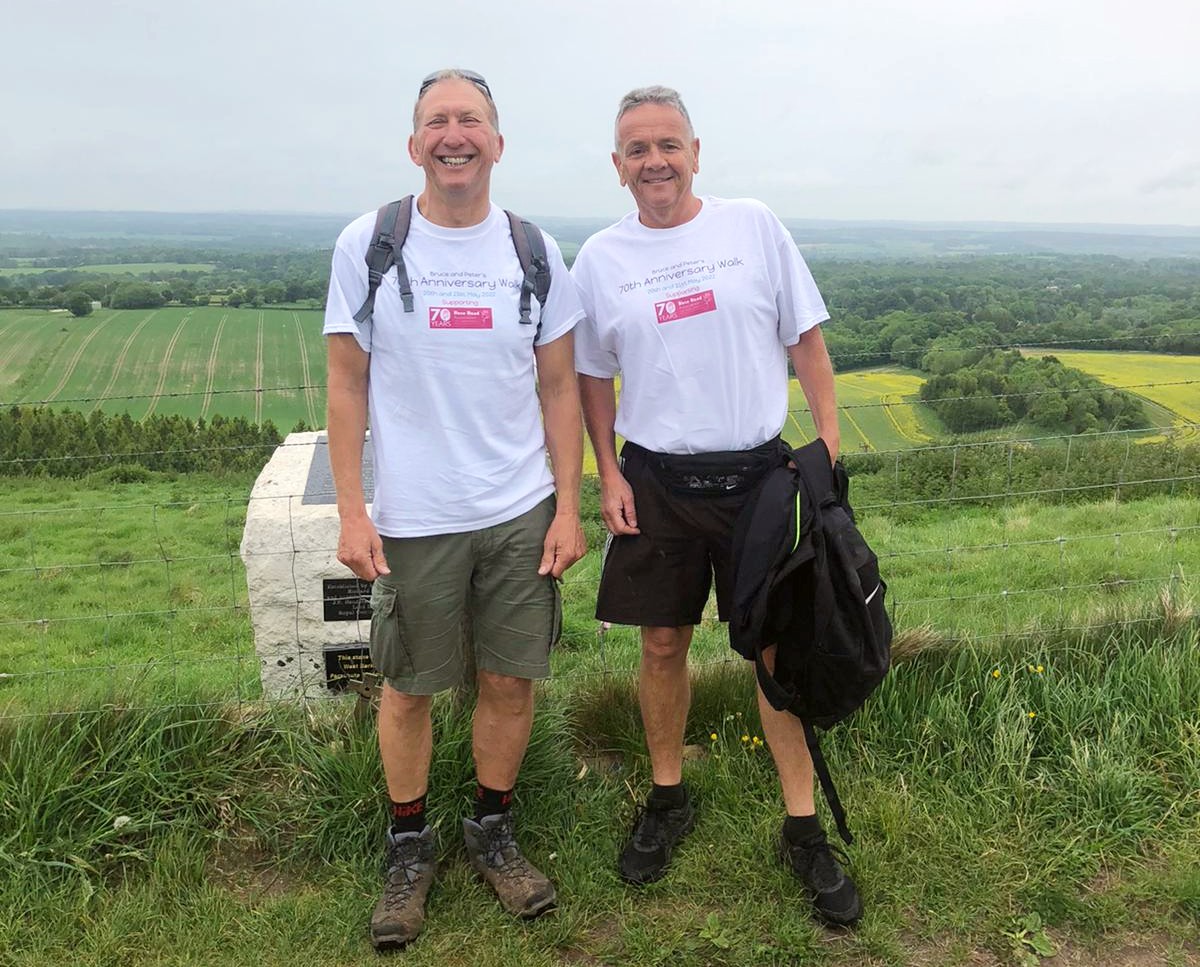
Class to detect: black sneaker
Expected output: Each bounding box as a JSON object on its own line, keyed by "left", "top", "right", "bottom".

{"left": 369, "top": 825, "right": 438, "bottom": 950}
{"left": 779, "top": 830, "right": 862, "bottom": 926}
{"left": 618, "top": 788, "right": 695, "bottom": 885}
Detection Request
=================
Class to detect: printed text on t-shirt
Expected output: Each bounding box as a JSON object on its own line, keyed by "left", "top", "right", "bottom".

{"left": 655, "top": 290, "right": 717, "bottom": 323}
{"left": 429, "top": 307, "right": 493, "bottom": 330}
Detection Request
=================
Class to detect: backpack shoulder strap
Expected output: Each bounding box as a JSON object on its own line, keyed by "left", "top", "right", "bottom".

{"left": 804, "top": 721, "right": 854, "bottom": 844}
{"left": 352, "top": 195, "right": 414, "bottom": 324}
{"left": 505, "top": 211, "right": 552, "bottom": 336}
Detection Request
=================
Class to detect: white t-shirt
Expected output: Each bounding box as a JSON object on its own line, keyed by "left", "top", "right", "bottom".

{"left": 572, "top": 196, "right": 829, "bottom": 454}
{"left": 324, "top": 202, "right": 584, "bottom": 537}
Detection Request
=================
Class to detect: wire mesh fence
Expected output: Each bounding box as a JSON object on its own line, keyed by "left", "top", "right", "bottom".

{"left": 2, "top": 384, "right": 1196, "bottom": 721}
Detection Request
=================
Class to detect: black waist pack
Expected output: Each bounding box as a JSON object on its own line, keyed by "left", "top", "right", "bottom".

{"left": 627, "top": 438, "right": 782, "bottom": 497}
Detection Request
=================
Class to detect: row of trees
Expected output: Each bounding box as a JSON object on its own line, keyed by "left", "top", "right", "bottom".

{"left": 918, "top": 350, "right": 1148, "bottom": 434}
{"left": 0, "top": 407, "right": 283, "bottom": 477}
{"left": 0, "top": 246, "right": 330, "bottom": 311}
{"left": 817, "top": 255, "right": 1200, "bottom": 369}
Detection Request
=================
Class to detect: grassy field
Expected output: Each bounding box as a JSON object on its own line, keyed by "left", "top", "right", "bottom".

{"left": 1, "top": 456, "right": 1198, "bottom": 964}
{"left": 789, "top": 367, "right": 950, "bottom": 453}
{"left": 2, "top": 568, "right": 1197, "bottom": 965}
{"left": 1, "top": 469, "right": 1195, "bottom": 713}
{"left": 1024, "top": 350, "right": 1200, "bottom": 430}
{"left": 0, "top": 307, "right": 327, "bottom": 427}
{"left": 2, "top": 307, "right": 1196, "bottom": 454}
{"left": 0, "top": 261, "right": 216, "bottom": 277}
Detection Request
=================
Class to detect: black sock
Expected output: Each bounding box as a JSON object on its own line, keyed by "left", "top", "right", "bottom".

{"left": 474, "top": 783, "right": 514, "bottom": 820}
{"left": 783, "top": 813, "right": 824, "bottom": 845}
{"left": 647, "top": 782, "right": 686, "bottom": 809}
{"left": 389, "top": 794, "right": 428, "bottom": 835}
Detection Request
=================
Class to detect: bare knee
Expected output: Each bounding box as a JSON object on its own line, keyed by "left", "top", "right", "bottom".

{"left": 477, "top": 671, "right": 533, "bottom": 715}
{"left": 641, "top": 625, "right": 692, "bottom": 665}
{"left": 379, "top": 683, "right": 432, "bottom": 726}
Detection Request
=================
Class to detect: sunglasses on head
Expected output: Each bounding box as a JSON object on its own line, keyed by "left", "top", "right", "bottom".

{"left": 418, "top": 69, "right": 493, "bottom": 100}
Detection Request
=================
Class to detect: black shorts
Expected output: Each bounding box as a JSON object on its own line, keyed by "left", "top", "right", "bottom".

{"left": 595, "top": 439, "right": 780, "bottom": 631}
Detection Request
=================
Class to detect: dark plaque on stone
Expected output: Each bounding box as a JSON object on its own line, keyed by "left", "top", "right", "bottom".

{"left": 323, "top": 645, "right": 375, "bottom": 692}
{"left": 323, "top": 577, "right": 373, "bottom": 622}
{"left": 303, "top": 433, "right": 375, "bottom": 506}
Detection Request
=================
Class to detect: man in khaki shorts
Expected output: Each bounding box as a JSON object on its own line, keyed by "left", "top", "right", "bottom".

{"left": 323, "top": 68, "right": 586, "bottom": 950}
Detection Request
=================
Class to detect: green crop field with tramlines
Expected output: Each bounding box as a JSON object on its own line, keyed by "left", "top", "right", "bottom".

{"left": 3, "top": 307, "right": 1196, "bottom": 451}
{"left": 787, "top": 366, "right": 948, "bottom": 453}
{"left": 0, "top": 306, "right": 326, "bottom": 429}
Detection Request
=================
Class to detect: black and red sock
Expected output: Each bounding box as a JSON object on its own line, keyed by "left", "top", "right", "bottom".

{"left": 473, "top": 783, "right": 514, "bottom": 821}
{"left": 389, "top": 794, "right": 428, "bottom": 835}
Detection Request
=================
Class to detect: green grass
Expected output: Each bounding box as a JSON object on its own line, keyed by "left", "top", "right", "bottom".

{"left": 2, "top": 614, "right": 1197, "bottom": 965}
{"left": 1, "top": 465, "right": 1198, "bottom": 963}
{"left": 0, "top": 307, "right": 327, "bottom": 427}
{"left": 1, "top": 468, "right": 1196, "bottom": 711}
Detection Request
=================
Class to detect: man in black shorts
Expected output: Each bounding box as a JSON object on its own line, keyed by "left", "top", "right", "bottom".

{"left": 571, "top": 85, "right": 862, "bottom": 926}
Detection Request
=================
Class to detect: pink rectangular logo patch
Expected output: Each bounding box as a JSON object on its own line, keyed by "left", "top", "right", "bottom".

{"left": 428, "top": 307, "right": 493, "bottom": 330}
{"left": 654, "top": 290, "right": 717, "bottom": 324}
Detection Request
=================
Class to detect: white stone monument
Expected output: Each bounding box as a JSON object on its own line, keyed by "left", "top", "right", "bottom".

{"left": 240, "top": 430, "right": 377, "bottom": 699}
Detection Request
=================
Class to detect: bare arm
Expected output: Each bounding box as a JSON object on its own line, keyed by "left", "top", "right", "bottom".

{"left": 534, "top": 332, "right": 587, "bottom": 578}
{"left": 579, "top": 373, "right": 640, "bottom": 535}
{"left": 326, "top": 333, "right": 389, "bottom": 581}
{"left": 787, "top": 324, "right": 841, "bottom": 463}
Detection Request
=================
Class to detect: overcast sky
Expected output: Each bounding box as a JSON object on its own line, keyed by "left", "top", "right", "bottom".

{"left": 4, "top": 0, "right": 1198, "bottom": 226}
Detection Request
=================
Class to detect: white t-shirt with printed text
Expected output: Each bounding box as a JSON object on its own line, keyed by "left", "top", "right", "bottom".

{"left": 572, "top": 196, "right": 829, "bottom": 454}
{"left": 324, "top": 203, "right": 584, "bottom": 537}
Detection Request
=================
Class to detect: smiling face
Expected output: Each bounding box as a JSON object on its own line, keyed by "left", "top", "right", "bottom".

{"left": 409, "top": 77, "right": 503, "bottom": 225}
{"left": 612, "top": 102, "right": 701, "bottom": 229}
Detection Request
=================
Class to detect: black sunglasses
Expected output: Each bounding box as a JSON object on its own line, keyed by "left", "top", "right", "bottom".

{"left": 418, "top": 69, "right": 493, "bottom": 100}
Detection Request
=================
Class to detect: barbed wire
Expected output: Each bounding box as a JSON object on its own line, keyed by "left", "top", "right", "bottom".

{"left": 1, "top": 419, "right": 1195, "bottom": 720}
{"left": 4, "top": 373, "right": 1198, "bottom": 414}
{"left": 9, "top": 422, "right": 1200, "bottom": 475}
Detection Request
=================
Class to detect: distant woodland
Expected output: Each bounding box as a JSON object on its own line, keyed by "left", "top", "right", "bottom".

{"left": 2, "top": 214, "right": 1197, "bottom": 442}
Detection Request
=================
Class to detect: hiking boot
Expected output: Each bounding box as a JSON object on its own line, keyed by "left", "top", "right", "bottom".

{"left": 462, "top": 812, "right": 556, "bottom": 918}
{"left": 779, "top": 829, "right": 862, "bottom": 927}
{"left": 617, "top": 787, "right": 695, "bottom": 885}
{"left": 369, "top": 825, "right": 437, "bottom": 950}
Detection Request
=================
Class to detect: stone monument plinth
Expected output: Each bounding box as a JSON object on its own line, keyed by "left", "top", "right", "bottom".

{"left": 240, "top": 430, "right": 377, "bottom": 699}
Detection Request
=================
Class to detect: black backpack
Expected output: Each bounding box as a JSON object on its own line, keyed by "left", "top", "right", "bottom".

{"left": 351, "top": 195, "right": 552, "bottom": 334}
{"left": 730, "top": 437, "right": 892, "bottom": 843}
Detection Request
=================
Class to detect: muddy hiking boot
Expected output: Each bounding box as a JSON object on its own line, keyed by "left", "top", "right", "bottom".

{"left": 618, "top": 786, "right": 696, "bottom": 885}
{"left": 779, "top": 828, "right": 863, "bottom": 927}
{"left": 462, "top": 812, "right": 557, "bottom": 918}
{"left": 369, "top": 825, "right": 438, "bottom": 951}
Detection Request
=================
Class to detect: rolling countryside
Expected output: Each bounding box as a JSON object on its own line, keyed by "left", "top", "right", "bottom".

{"left": 3, "top": 307, "right": 1196, "bottom": 454}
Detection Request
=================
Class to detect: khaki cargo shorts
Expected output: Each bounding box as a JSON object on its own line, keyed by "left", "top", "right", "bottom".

{"left": 368, "top": 496, "right": 561, "bottom": 694}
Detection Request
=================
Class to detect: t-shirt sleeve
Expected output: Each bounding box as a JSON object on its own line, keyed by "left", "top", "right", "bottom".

{"left": 570, "top": 249, "right": 620, "bottom": 378}
{"left": 532, "top": 230, "right": 585, "bottom": 347}
{"left": 767, "top": 210, "right": 830, "bottom": 347}
{"left": 323, "top": 218, "right": 373, "bottom": 354}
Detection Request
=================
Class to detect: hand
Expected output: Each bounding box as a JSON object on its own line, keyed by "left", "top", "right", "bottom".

{"left": 538, "top": 511, "right": 588, "bottom": 579}
{"left": 599, "top": 472, "right": 640, "bottom": 536}
{"left": 336, "top": 514, "right": 390, "bottom": 581}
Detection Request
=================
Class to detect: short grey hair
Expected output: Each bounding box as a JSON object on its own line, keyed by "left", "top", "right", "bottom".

{"left": 413, "top": 68, "right": 499, "bottom": 130}
{"left": 613, "top": 85, "right": 694, "bottom": 151}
